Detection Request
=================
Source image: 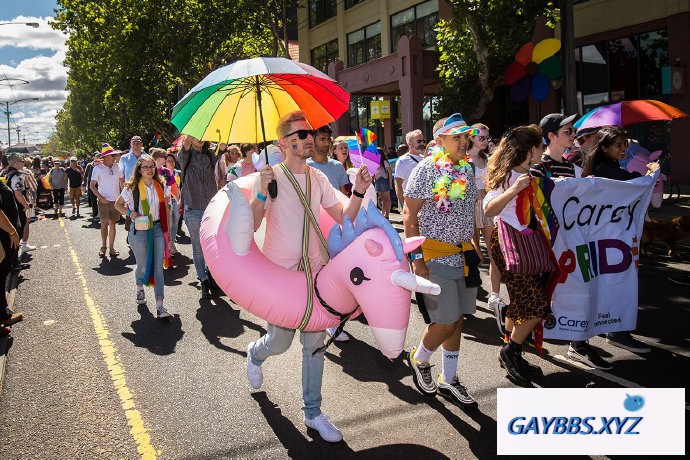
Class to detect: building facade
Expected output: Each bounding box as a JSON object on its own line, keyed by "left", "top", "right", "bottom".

{"left": 299, "top": 0, "right": 690, "bottom": 182}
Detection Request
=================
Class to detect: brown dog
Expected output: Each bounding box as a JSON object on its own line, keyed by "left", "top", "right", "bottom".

{"left": 641, "top": 215, "right": 690, "bottom": 257}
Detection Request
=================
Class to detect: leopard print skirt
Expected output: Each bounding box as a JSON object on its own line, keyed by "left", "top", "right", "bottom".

{"left": 489, "top": 226, "right": 551, "bottom": 324}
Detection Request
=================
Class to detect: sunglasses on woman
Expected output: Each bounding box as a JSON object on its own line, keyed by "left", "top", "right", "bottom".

{"left": 284, "top": 129, "right": 317, "bottom": 140}
{"left": 475, "top": 135, "right": 490, "bottom": 141}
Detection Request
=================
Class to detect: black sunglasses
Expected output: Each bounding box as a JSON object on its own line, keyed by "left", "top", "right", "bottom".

{"left": 284, "top": 129, "right": 317, "bottom": 140}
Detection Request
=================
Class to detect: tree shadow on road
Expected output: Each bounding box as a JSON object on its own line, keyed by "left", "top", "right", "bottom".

{"left": 121, "top": 303, "right": 185, "bottom": 355}
{"left": 208, "top": 392, "right": 450, "bottom": 460}
{"left": 195, "top": 297, "right": 266, "bottom": 356}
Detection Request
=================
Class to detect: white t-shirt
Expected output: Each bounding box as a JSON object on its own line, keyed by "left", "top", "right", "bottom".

{"left": 256, "top": 166, "right": 340, "bottom": 271}
{"left": 91, "top": 163, "right": 124, "bottom": 201}
{"left": 470, "top": 158, "right": 488, "bottom": 190}
{"left": 394, "top": 153, "right": 423, "bottom": 190}
{"left": 119, "top": 182, "right": 171, "bottom": 221}
{"left": 483, "top": 170, "right": 528, "bottom": 231}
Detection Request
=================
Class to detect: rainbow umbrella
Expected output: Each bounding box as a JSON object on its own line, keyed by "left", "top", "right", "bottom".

{"left": 574, "top": 99, "right": 688, "bottom": 130}
{"left": 346, "top": 138, "right": 380, "bottom": 175}
{"left": 171, "top": 57, "right": 350, "bottom": 197}
{"left": 171, "top": 57, "right": 350, "bottom": 145}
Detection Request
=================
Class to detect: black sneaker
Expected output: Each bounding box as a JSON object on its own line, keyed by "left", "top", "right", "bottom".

{"left": 567, "top": 342, "right": 612, "bottom": 370}
{"left": 200, "top": 279, "right": 213, "bottom": 299}
{"left": 516, "top": 352, "right": 542, "bottom": 374}
{"left": 437, "top": 375, "right": 478, "bottom": 409}
{"left": 606, "top": 332, "right": 651, "bottom": 353}
{"left": 499, "top": 347, "right": 531, "bottom": 386}
{"left": 406, "top": 347, "right": 437, "bottom": 395}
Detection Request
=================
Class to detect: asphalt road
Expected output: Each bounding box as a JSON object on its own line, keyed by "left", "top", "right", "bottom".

{"left": 1, "top": 200, "right": 688, "bottom": 459}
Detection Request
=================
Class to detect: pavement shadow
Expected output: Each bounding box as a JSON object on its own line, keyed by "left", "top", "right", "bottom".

{"left": 324, "top": 337, "right": 422, "bottom": 404}
{"left": 196, "top": 297, "right": 266, "bottom": 356}
{"left": 211, "top": 392, "right": 451, "bottom": 460}
{"left": 121, "top": 303, "right": 184, "bottom": 355}
{"left": 164, "top": 254, "right": 192, "bottom": 286}
{"left": 92, "top": 254, "right": 134, "bottom": 276}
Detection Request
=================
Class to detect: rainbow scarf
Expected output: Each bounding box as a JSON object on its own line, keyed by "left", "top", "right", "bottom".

{"left": 137, "top": 180, "right": 172, "bottom": 286}
{"left": 515, "top": 176, "right": 559, "bottom": 244}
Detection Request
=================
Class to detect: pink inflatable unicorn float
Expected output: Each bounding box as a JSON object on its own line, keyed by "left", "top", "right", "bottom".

{"left": 199, "top": 174, "right": 440, "bottom": 359}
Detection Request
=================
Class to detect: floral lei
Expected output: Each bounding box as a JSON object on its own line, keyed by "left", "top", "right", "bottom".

{"left": 430, "top": 145, "right": 472, "bottom": 212}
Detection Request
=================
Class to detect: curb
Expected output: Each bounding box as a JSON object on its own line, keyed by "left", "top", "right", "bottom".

{"left": 0, "top": 269, "right": 19, "bottom": 392}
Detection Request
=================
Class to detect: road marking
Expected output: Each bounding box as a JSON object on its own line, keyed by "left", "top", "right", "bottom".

{"left": 59, "top": 219, "right": 158, "bottom": 459}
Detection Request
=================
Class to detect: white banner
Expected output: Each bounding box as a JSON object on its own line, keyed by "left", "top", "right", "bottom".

{"left": 543, "top": 173, "right": 657, "bottom": 340}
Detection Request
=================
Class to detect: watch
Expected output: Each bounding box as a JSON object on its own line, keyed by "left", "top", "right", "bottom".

{"left": 408, "top": 253, "right": 424, "bottom": 261}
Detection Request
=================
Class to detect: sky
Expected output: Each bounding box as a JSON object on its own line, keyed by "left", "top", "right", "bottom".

{"left": 0, "top": 0, "right": 66, "bottom": 147}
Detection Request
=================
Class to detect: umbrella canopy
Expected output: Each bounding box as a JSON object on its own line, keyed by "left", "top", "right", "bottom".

{"left": 574, "top": 99, "right": 688, "bottom": 130}
{"left": 171, "top": 57, "right": 350, "bottom": 144}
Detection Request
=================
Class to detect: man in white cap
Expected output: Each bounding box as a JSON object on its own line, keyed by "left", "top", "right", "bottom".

{"left": 403, "top": 113, "right": 480, "bottom": 409}
{"left": 119, "top": 135, "right": 146, "bottom": 181}
{"left": 90, "top": 144, "right": 124, "bottom": 257}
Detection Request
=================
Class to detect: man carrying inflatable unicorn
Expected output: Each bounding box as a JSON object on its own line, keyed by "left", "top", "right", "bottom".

{"left": 246, "top": 111, "right": 372, "bottom": 442}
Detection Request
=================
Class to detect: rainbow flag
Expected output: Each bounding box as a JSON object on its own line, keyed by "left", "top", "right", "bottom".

{"left": 355, "top": 127, "right": 377, "bottom": 150}
{"left": 516, "top": 176, "right": 559, "bottom": 244}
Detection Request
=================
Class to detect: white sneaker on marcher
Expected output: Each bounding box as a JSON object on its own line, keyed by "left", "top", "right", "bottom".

{"left": 246, "top": 342, "right": 263, "bottom": 389}
{"left": 136, "top": 290, "right": 146, "bottom": 305}
{"left": 326, "top": 326, "right": 350, "bottom": 342}
{"left": 304, "top": 413, "right": 343, "bottom": 442}
{"left": 156, "top": 305, "right": 172, "bottom": 319}
{"left": 21, "top": 243, "right": 36, "bottom": 251}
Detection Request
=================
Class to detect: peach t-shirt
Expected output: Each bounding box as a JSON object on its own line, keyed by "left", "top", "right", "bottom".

{"left": 259, "top": 165, "right": 340, "bottom": 271}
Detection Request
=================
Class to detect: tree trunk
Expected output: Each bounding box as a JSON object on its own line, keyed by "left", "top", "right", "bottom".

{"left": 464, "top": 10, "right": 495, "bottom": 119}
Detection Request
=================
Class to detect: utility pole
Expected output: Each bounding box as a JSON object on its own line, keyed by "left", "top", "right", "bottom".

{"left": 16, "top": 128, "right": 21, "bottom": 144}
{"left": 3, "top": 101, "right": 9, "bottom": 146}
{"left": 561, "top": 0, "right": 578, "bottom": 114}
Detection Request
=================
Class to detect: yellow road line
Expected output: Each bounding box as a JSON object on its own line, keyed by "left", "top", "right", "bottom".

{"left": 60, "top": 219, "right": 158, "bottom": 459}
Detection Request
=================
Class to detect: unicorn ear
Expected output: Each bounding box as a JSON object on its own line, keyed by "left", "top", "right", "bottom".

{"left": 403, "top": 236, "right": 425, "bottom": 254}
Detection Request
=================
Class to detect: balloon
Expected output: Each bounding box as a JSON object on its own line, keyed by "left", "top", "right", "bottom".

{"left": 200, "top": 177, "right": 440, "bottom": 359}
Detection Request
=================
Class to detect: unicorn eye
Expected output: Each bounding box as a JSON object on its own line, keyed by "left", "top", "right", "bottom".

{"left": 349, "top": 267, "right": 370, "bottom": 285}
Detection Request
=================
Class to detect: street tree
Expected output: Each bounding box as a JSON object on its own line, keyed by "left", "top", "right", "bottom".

{"left": 436, "top": 0, "right": 558, "bottom": 119}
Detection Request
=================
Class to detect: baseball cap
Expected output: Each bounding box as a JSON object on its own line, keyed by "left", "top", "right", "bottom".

{"left": 131, "top": 135, "right": 143, "bottom": 143}
{"left": 539, "top": 113, "right": 579, "bottom": 136}
{"left": 433, "top": 113, "right": 480, "bottom": 139}
{"left": 70, "top": 156, "right": 78, "bottom": 162}
{"left": 575, "top": 126, "right": 599, "bottom": 139}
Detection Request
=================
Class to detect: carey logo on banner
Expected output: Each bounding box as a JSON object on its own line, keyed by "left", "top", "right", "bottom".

{"left": 541, "top": 172, "right": 658, "bottom": 340}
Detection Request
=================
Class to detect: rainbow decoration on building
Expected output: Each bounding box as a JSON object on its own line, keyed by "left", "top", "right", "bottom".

{"left": 504, "top": 38, "right": 562, "bottom": 102}
{"left": 515, "top": 176, "right": 559, "bottom": 244}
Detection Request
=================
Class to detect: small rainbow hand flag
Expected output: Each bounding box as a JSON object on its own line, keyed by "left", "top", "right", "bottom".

{"left": 516, "top": 176, "right": 559, "bottom": 244}
{"left": 356, "top": 127, "right": 377, "bottom": 150}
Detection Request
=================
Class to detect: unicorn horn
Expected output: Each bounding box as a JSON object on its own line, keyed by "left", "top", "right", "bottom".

{"left": 391, "top": 270, "right": 441, "bottom": 295}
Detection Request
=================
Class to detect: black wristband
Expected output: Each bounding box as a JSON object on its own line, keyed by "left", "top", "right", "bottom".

{"left": 352, "top": 189, "right": 365, "bottom": 198}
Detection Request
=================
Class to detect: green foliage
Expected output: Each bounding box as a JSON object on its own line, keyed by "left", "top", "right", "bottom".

{"left": 436, "top": 0, "right": 559, "bottom": 118}
{"left": 52, "top": 0, "right": 301, "bottom": 151}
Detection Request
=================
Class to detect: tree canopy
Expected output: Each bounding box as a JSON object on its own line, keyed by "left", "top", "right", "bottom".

{"left": 436, "top": 0, "right": 558, "bottom": 119}
{"left": 51, "top": 0, "right": 300, "bottom": 154}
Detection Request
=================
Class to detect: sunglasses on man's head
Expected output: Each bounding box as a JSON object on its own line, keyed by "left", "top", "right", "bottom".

{"left": 284, "top": 129, "right": 316, "bottom": 140}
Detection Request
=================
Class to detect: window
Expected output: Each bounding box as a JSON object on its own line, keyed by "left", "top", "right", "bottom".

{"left": 390, "top": 0, "right": 439, "bottom": 52}
{"left": 639, "top": 29, "right": 668, "bottom": 98}
{"left": 349, "top": 96, "right": 384, "bottom": 141}
{"left": 347, "top": 22, "right": 381, "bottom": 67}
{"left": 311, "top": 39, "right": 339, "bottom": 74}
{"left": 309, "top": 0, "right": 337, "bottom": 28}
{"left": 345, "top": 0, "right": 365, "bottom": 9}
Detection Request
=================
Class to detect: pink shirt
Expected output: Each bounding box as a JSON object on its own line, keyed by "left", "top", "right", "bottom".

{"left": 258, "top": 165, "right": 340, "bottom": 271}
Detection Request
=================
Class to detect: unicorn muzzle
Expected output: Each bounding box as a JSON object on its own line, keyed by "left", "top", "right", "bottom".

{"left": 390, "top": 270, "right": 441, "bottom": 295}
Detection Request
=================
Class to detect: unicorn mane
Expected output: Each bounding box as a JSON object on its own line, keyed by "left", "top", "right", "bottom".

{"left": 327, "top": 201, "right": 404, "bottom": 262}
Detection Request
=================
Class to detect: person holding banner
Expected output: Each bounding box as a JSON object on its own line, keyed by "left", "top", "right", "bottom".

{"left": 581, "top": 126, "right": 659, "bottom": 354}
{"left": 484, "top": 125, "right": 550, "bottom": 386}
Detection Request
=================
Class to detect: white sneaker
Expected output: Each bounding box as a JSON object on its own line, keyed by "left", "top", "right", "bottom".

{"left": 304, "top": 413, "right": 343, "bottom": 442}
{"left": 488, "top": 297, "right": 507, "bottom": 335}
{"left": 156, "top": 305, "right": 172, "bottom": 319}
{"left": 21, "top": 243, "right": 36, "bottom": 251}
{"left": 136, "top": 290, "right": 146, "bottom": 305}
{"left": 246, "top": 342, "right": 263, "bottom": 389}
{"left": 326, "top": 326, "right": 350, "bottom": 342}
